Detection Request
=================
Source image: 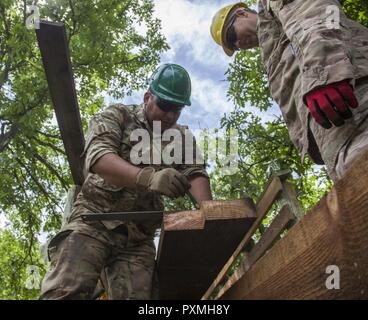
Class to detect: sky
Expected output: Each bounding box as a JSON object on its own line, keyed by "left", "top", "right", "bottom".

{"left": 0, "top": 214, "right": 8, "bottom": 230}
{"left": 110, "top": 0, "right": 280, "bottom": 131}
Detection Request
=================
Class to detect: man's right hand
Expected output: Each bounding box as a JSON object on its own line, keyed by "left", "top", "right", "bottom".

{"left": 305, "top": 80, "right": 359, "bottom": 129}
{"left": 136, "top": 167, "right": 191, "bottom": 198}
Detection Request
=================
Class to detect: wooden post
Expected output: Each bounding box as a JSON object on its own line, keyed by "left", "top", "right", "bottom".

{"left": 280, "top": 180, "right": 304, "bottom": 220}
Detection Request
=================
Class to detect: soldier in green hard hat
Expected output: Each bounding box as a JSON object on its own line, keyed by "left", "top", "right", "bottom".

{"left": 40, "top": 63, "right": 212, "bottom": 300}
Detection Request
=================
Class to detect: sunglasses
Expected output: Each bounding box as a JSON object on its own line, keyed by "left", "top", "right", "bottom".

{"left": 226, "top": 15, "right": 239, "bottom": 52}
{"left": 156, "top": 98, "right": 184, "bottom": 113}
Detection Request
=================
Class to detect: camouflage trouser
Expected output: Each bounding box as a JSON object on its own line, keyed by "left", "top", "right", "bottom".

{"left": 40, "top": 222, "right": 156, "bottom": 300}
{"left": 334, "top": 78, "right": 368, "bottom": 181}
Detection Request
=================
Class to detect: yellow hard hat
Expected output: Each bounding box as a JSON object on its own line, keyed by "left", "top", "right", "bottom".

{"left": 210, "top": 2, "right": 248, "bottom": 57}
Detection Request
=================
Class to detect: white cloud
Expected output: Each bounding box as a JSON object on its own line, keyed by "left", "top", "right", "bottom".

{"left": 0, "top": 212, "right": 9, "bottom": 230}
{"left": 154, "top": 0, "right": 231, "bottom": 69}
{"left": 150, "top": 0, "right": 239, "bottom": 128}
{"left": 190, "top": 74, "right": 233, "bottom": 114}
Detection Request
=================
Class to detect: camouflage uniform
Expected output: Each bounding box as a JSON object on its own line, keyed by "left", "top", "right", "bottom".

{"left": 258, "top": 0, "right": 368, "bottom": 181}
{"left": 40, "top": 103, "right": 208, "bottom": 299}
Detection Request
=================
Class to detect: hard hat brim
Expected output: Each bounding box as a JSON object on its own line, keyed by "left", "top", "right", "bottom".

{"left": 221, "top": 2, "right": 249, "bottom": 57}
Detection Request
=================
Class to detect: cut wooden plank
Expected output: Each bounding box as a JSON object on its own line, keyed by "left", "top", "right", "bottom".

{"left": 219, "top": 149, "right": 368, "bottom": 300}
{"left": 36, "top": 21, "right": 85, "bottom": 186}
{"left": 163, "top": 210, "right": 204, "bottom": 231}
{"left": 215, "top": 205, "right": 296, "bottom": 298}
{"left": 157, "top": 198, "right": 257, "bottom": 299}
{"left": 201, "top": 199, "right": 256, "bottom": 220}
{"left": 201, "top": 175, "right": 284, "bottom": 300}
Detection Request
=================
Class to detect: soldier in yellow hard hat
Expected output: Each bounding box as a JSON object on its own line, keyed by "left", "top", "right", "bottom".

{"left": 210, "top": 2, "right": 258, "bottom": 56}
{"left": 210, "top": 1, "right": 368, "bottom": 183}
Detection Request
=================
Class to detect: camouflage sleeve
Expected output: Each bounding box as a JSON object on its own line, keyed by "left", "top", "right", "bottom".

{"left": 175, "top": 126, "right": 209, "bottom": 179}
{"left": 267, "top": 0, "right": 356, "bottom": 97}
{"left": 83, "top": 105, "right": 124, "bottom": 173}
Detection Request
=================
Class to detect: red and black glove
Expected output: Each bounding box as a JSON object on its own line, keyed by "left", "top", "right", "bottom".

{"left": 305, "top": 80, "right": 359, "bottom": 129}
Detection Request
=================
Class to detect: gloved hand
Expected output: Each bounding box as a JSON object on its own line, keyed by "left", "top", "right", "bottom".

{"left": 136, "top": 167, "right": 190, "bottom": 198}
{"left": 305, "top": 80, "right": 358, "bottom": 129}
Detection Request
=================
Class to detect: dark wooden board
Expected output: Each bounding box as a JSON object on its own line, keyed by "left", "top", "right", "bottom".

{"left": 36, "top": 20, "right": 85, "bottom": 185}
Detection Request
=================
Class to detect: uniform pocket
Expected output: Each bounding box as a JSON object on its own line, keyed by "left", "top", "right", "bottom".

{"left": 81, "top": 174, "right": 125, "bottom": 212}
{"left": 47, "top": 230, "right": 73, "bottom": 262}
{"left": 353, "top": 46, "right": 368, "bottom": 81}
{"left": 354, "top": 77, "right": 368, "bottom": 108}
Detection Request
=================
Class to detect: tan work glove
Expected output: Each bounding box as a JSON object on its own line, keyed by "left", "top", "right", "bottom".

{"left": 136, "top": 167, "right": 190, "bottom": 198}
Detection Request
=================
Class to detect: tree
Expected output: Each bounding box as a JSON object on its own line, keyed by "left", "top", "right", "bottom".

{"left": 0, "top": 228, "right": 46, "bottom": 299}
{"left": 342, "top": 0, "right": 368, "bottom": 26}
{"left": 0, "top": 0, "right": 168, "bottom": 299}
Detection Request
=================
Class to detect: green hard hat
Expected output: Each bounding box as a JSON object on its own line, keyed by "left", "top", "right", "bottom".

{"left": 148, "top": 63, "right": 192, "bottom": 106}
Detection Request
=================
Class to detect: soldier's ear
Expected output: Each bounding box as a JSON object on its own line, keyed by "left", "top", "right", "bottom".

{"left": 235, "top": 8, "right": 248, "bottom": 18}
{"left": 144, "top": 92, "right": 151, "bottom": 104}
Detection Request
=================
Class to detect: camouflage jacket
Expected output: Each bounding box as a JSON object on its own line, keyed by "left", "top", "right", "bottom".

{"left": 64, "top": 103, "right": 208, "bottom": 243}
{"left": 258, "top": 0, "right": 368, "bottom": 180}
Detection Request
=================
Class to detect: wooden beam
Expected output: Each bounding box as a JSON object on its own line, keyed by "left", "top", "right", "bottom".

{"left": 219, "top": 149, "right": 368, "bottom": 299}
{"left": 201, "top": 175, "right": 284, "bottom": 299}
{"left": 215, "top": 205, "right": 296, "bottom": 298}
{"left": 157, "top": 199, "right": 257, "bottom": 299}
{"left": 280, "top": 181, "right": 304, "bottom": 219}
{"left": 36, "top": 21, "right": 85, "bottom": 186}
{"left": 244, "top": 204, "right": 296, "bottom": 270}
{"left": 255, "top": 174, "right": 284, "bottom": 216}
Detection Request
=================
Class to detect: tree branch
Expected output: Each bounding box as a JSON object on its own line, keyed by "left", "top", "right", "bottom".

{"left": 33, "top": 152, "right": 69, "bottom": 191}
{"left": 29, "top": 135, "right": 66, "bottom": 156}
{"left": 36, "top": 129, "right": 61, "bottom": 140}
{"left": 23, "top": 0, "right": 26, "bottom": 26}
{"left": 17, "top": 139, "right": 69, "bottom": 191}
{"left": 0, "top": 123, "right": 19, "bottom": 153}
{"left": 12, "top": 168, "right": 39, "bottom": 267}
{"left": 0, "top": 59, "right": 11, "bottom": 90}
{"left": 11, "top": 149, "right": 50, "bottom": 199}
